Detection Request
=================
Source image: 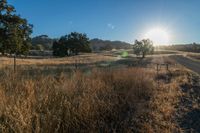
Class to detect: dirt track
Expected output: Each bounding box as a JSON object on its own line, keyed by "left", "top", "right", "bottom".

{"left": 170, "top": 55, "right": 200, "bottom": 75}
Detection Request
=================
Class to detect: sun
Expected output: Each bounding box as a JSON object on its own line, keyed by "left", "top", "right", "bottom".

{"left": 144, "top": 27, "right": 170, "bottom": 46}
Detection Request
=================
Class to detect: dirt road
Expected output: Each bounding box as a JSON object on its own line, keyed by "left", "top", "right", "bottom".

{"left": 170, "top": 55, "right": 200, "bottom": 75}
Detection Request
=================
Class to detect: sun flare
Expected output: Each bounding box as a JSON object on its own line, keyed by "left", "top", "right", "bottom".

{"left": 144, "top": 27, "right": 170, "bottom": 46}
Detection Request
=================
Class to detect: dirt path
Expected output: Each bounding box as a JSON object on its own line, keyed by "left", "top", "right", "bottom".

{"left": 170, "top": 55, "right": 200, "bottom": 75}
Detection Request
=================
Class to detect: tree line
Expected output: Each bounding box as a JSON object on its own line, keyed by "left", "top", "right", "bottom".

{"left": 159, "top": 43, "right": 200, "bottom": 53}
{"left": 0, "top": 0, "right": 154, "bottom": 58}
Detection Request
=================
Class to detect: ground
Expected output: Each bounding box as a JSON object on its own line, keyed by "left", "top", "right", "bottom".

{"left": 171, "top": 55, "right": 200, "bottom": 74}
{"left": 0, "top": 50, "right": 200, "bottom": 132}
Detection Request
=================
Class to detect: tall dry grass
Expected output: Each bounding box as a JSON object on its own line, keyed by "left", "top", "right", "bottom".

{"left": 0, "top": 68, "right": 155, "bottom": 132}
{"left": 0, "top": 53, "right": 116, "bottom": 66}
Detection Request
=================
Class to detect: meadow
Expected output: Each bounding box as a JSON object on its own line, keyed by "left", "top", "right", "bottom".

{"left": 0, "top": 51, "right": 196, "bottom": 132}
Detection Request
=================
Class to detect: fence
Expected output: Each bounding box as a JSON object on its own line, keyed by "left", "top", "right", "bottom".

{"left": 0, "top": 55, "right": 177, "bottom": 79}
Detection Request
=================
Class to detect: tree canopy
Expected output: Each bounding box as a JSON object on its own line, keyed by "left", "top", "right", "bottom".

{"left": 53, "top": 32, "right": 91, "bottom": 57}
{"left": 0, "top": 0, "right": 33, "bottom": 55}
{"left": 133, "top": 39, "right": 154, "bottom": 58}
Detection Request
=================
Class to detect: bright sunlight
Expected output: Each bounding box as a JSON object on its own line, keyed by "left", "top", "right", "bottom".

{"left": 144, "top": 27, "right": 170, "bottom": 46}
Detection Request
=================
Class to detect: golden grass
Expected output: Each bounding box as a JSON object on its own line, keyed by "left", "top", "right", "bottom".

{"left": 0, "top": 67, "right": 155, "bottom": 132}
{"left": 0, "top": 55, "right": 192, "bottom": 132}
{"left": 0, "top": 53, "right": 117, "bottom": 67}
{"left": 140, "top": 68, "right": 190, "bottom": 132}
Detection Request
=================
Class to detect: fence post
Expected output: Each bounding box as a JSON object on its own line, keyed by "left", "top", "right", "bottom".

{"left": 156, "top": 63, "right": 159, "bottom": 88}
{"left": 166, "top": 64, "right": 169, "bottom": 71}
{"left": 14, "top": 53, "right": 16, "bottom": 73}
{"left": 156, "top": 64, "right": 159, "bottom": 75}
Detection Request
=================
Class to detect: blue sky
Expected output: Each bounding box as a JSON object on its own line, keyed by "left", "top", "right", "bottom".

{"left": 8, "top": 0, "right": 200, "bottom": 44}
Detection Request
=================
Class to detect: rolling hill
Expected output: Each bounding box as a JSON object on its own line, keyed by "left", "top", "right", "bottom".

{"left": 90, "top": 38, "right": 132, "bottom": 51}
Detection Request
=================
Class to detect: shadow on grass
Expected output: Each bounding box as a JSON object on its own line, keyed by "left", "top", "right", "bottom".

{"left": 179, "top": 109, "right": 200, "bottom": 132}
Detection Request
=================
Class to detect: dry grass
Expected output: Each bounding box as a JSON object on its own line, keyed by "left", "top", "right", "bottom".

{"left": 146, "top": 69, "right": 188, "bottom": 132}
{"left": 0, "top": 67, "right": 155, "bottom": 132}
{"left": 0, "top": 55, "right": 193, "bottom": 132}
{"left": 0, "top": 53, "right": 117, "bottom": 67}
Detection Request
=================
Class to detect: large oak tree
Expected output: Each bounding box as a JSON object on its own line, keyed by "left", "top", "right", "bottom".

{"left": 53, "top": 32, "right": 91, "bottom": 57}
{"left": 0, "top": 0, "right": 33, "bottom": 55}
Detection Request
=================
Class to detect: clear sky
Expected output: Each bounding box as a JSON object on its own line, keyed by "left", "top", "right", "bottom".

{"left": 8, "top": 0, "right": 200, "bottom": 44}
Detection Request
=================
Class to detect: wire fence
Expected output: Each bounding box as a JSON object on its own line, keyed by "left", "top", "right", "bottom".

{"left": 0, "top": 55, "right": 178, "bottom": 79}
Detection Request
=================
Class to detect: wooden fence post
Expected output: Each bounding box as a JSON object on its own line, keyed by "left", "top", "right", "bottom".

{"left": 156, "top": 64, "right": 159, "bottom": 74}
{"left": 14, "top": 53, "right": 16, "bottom": 73}
{"left": 166, "top": 64, "right": 169, "bottom": 71}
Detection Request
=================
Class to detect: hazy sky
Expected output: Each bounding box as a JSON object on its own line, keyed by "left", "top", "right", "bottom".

{"left": 8, "top": 0, "right": 200, "bottom": 44}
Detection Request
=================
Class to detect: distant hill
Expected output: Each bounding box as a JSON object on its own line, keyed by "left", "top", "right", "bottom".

{"left": 90, "top": 39, "right": 132, "bottom": 51}
{"left": 159, "top": 43, "right": 200, "bottom": 53}
{"left": 31, "top": 36, "right": 132, "bottom": 51}
{"left": 31, "top": 35, "right": 56, "bottom": 50}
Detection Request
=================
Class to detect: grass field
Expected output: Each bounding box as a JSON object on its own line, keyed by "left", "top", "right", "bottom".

{"left": 0, "top": 51, "right": 199, "bottom": 132}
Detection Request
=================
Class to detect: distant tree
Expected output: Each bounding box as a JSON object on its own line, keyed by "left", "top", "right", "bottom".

{"left": 133, "top": 39, "right": 154, "bottom": 58}
{"left": 52, "top": 41, "right": 64, "bottom": 57}
{"left": 0, "top": 0, "right": 33, "bottom": 55}
{"left": 59, "top": 35, "right": 70, "bottom": 56}
{"left": 66, "top": 32, "right": 91, "bottom": 55}
{"left": 52, "top": 39, "right": 69, "bottom": 57}
{"left": 52, "top": 32, "right": 92, "bottom": 57}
